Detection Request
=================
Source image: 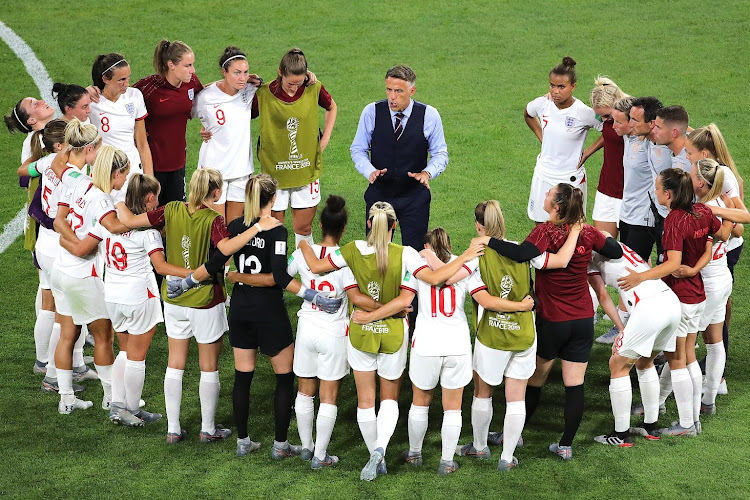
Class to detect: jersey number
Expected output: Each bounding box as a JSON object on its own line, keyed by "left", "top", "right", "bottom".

{"left": 237, "top": 254, "right": 261, "bottom": 285}
{"left": 216, "top": 109, "right": 226, "bottom": 126}
{"left": 713, "top": 242, "right": 726, "bottom": 261}
{"left": 101, "top": 116, "right": 110, "bottom": 133}
{"left": 309, "top": 279, "right": 334, "bottom": 311}
{"left": 621, "top": 245, "right": 646, "bottom": 267}
{"left": 541, "top": 115, "right": 548, "bottom": 129}
{"left": 42, "top": 186, "right": 52, "bottom": 215}
{"left": 105, "top": 238, "right": 128, "bottom": 271}
{"left": 430, "top": 285, "right": 456, "bottom": 318}
{"left": 310, "top": 180, "right": 320, "bottom": 195}
{"left": 68, "top": 209, "right": 84, "bottom": 232}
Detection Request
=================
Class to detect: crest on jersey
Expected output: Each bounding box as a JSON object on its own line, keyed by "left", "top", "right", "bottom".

{"left": 241, "top": 90, "right": 250, "bottom": 105}
{"left": 126, "top": 103, "right": 135, "bottom": 116}
{"left": 181, "top": 235, "right": 191, "bottom": 268}
{"left": 565, "top": 116, "right": 575, "bottom": 128}
{"left": 188, "top": 89, "right": 194, "bottom": 100}
{"left": 367, "top": 281, "right": 381, "bottom": 301}
{"left": 500, "top": 275, "right": 513, "bottom": 299}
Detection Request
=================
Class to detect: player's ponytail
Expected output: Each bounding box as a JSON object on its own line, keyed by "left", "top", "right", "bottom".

{"left": 550, "top": 56, "right": 577, "bottom": 84}
{"left": 590, "top": 76, "right": 629, "bottom": 110}
{"left": 320, "top": 194, "right": 347, "bottom": 241}
{"left": 695, "top": 159, "right": 725, "bottom": 204}
{"left": 52, "top": 83, "right": 88, "bottom": 116}
{"left": 187, "top": 168, "right": 223, "bottom": 215}
{"left": 64, "top": 118, "right": 101, "bottom": 152}
{"left": 553, "top": 183, "right": 586, "bottom": 226}
{"left": 243, "top": 174, "right": 277, "bottom": 225}
{"left": 427, "top": 227, "right": 452, "bottom": 264}
{"left": 4, "top": 99, "right": 31, "bottom": 134}
{"left": 475, "top": 200, "right": 506, "bottom": 240}
{"left": 154, "top": 39, "right": 193, "bottom": 78}
{"left": 659, "top": 168, "right": 695, "bottom": 215}
{"left": 687, "top": 124, "right": 740, "bottom": 190}
{"left": 367, "top": 201, "right": 397, "bottom": 276}
{"left": 91, "top": 144, "right": 129, "bottom": 193}
{"left": 41, "top": 119, "right": 67, "bottom": 154}
{"left": 28, "top": 130, "right": 46, "bottom": 161}
{"left": 92, "top": 53, "right": 129, "bottom": 90}
{"left": 125, "top": 173, "right": 160, "bottom": 215}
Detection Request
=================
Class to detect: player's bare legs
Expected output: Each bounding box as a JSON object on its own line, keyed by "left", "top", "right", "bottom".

{"left": 226, "top": 201, "right": 244, "bottom": 225}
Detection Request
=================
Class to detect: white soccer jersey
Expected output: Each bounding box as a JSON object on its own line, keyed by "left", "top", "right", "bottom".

{"left": 35, "top": 154, "right": 73, "bottom": 259}
{"left": 193, "top": 82, "right": 256, "bottom": 180}
{"left": 328, "top": 240, "right": 421, "bottom": 293}
{"left": 620, "top": 135, "right": 655, "bottom": 227}
{"left": 56, "top": 165, "right": 116, "bottom": 278}
{"left": 89, "top": 88, "right": 148, "bottom": 173}
{"left": 588, "top": 242, "right": 671, "bottom": 313}
{"left": 21, "top": 132, "right": 33, "bottom": 162}
{"left": 718, "top": 165, "right": 744, "bottom": 251}
{"left": 411, "top": 255, "right": 472, "bottom": 357}
{"left": 90, "top": 224, "right": 163, "bottom": 305}
{"left": 648, "top": 141, "right": 673, "bottom": 218}
{"left": 287, "top": 244, "right": 354, "bottom": 331}
{"left": 700, "top": 199, "right": 731, "bottom": 282}
{"left": 526, "top": 96, "right": 603, "bottom": 175}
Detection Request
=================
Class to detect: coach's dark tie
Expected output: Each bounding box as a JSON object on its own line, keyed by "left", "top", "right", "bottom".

{"left": 394, "top": 112, "right": 405, "bottom": 141}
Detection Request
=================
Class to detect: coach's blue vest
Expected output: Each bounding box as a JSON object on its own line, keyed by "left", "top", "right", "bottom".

{"left": 370, "top": 100, "right": 428, "bottom": 197}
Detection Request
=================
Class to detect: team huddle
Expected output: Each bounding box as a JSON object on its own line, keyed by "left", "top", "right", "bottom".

{"left": 4, "top": 44, "right": 745, "bottom": 480}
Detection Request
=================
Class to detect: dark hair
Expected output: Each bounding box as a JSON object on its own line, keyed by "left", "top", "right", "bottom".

{"left": 279, "top": 48, "right": 307, "bottom": 77}
{"left": 40, "top": 119, "right": 68, "bottom": 154}
{"left": 550, "top": 56, "right": 577, "bottom": 84}
{"left": 385, "top": 64, "right": 416, "bottom": 86}
{"left": 320, "top": 195, "right": 347, "bottom": 240}
{"left": 219, "top": 46, "right": 247, "bottom": 70}
{"left": 4, "top": 99, "right": 31, "bottom": 133}
{"left": 552, "top": 183, "right": 586, "bottom": 226}
{"left": 154, "top": 39, "right": 193, "bottom": 77}
{"left": 655, "top": 105, "right": 689, "bottom": 132}
{"left": 92, "top": 53, "right": 128, "bottom": 89}
{"left": 52, "top": 83, "right": 88, "bottom": 115}
{"left": 125, "top": 173, "right": 161, "bottom": 215}
{"left": 630, "top": 96, "right": 663, "bottom": 122}
{"left": 659, "top": 168, "right": 695, "bottom": 215}
{"left": 427, "top": 227, "right": 452, "bottom": 264}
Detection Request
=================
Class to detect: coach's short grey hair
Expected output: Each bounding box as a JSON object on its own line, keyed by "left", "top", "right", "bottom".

{"left": 385, "top": 65, "right": 416, "bottom": 87}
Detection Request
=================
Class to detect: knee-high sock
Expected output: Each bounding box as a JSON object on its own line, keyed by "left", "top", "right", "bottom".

{"left": 46, "top": 323, "right": 60, "bottom": 380}
{"left": 357, "top": 406, "right": 377, "bottom": 453}
{"left": 609, "top": 376, "right": 632, "bottom": 433}
{"left": 111, "top": 351, "right": 127, "bottom": 405}
{"left": 164, "top": 367, "right": 184, "bottom": 434}
{"left": 407, "top": 404, "right": 429, "bottom": 453}
{"left": 35, "top": 284, "right": 42, "bottom": 315}
{"left": 124, "top": 359, "right": 146, "bottom": 413}
{"left": 314, "top": 403, "right": 338, "bottom": 461}
{"left": 295, "top": 392, "right": 315, "bottom": 451}
{"left": 702, "top": 342, "right": 726, "bottom": 406}
{"left": 560, "top": 384, "right": 585, "bottom": 447}
{"left": 441, "top": 410, "right": 462, "bottom": 462}
{"left": 658, "top": 363, "right": 672, "bottom": 405}
{"left": 525, "top": 385, "right": 542, "bottom": 423}
{"left": 501, "top": 401, "right": 525, "bottom": 462}
{"left": 34, "top": 310, "right": 55, "bottom": 363}
{"left": 687, "top": 361, "right": 702, "bottom": 423}
{"left": 274, "top": 373, "right": 294, "bottom": 442}
{"left": 295, "top": 233, "right": 314, "bottom": 249}
{"left": 671, "top": 368, "right": 693, "bottom": 428}
{"left": 73, "top": 330, "right": 85, "bottom": 368}
{"left": 232, "top": 370, "right": 254, "bottom": 440}
{"left": 200, "top": 371, "right": 220, "bottom": 433}
{"left": 58, "top": 368, "right": 74, "bottom": 399}
{"left": 471, "top": 397, "right": 492, "bottom": 450}
{"left": 95, "top": 363, "right": 113, "bottom": 401}
{"left": 375, "top": 399, "right": 399, "bottom": 455}
{"left": 636, "top": 366, "right": 660, "bottom": 425}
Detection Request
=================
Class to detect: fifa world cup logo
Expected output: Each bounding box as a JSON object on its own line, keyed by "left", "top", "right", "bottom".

{"left": 181, "top": 235, "right": 191, "bottom": 269}
{"left": 287, "top": 117, "right": 301, "bottom": 160}
{"left": 367, "top": 281, "right": 381, "bottom": 301}
{"left": 500, "top": 275, "right": 513, "bottom": 299}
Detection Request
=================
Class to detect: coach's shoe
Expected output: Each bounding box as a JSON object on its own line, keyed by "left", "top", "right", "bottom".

{"left": 594, "top": 431, "right": 633, "bottom": 448}
{"left": 33, "top": 360, "right": 47, "bottom": 374}
{"left": 360, "top": 447, "right": 384, "bottom": 481}
{"left": 630, "top": 423, "right": 660, "bottom": 441}
{"left": 456, "top": 442, "right": 491, "bottom": 459}
{"left": 133, "top": 409, "right": 162, "bottom": 424}
{"left": 549, "top": 443, "right": 573, "bottom": 460}
{"left": 200, "top": 425, "right": 232, "bottom": 443}
{"left": 401, "top": 449, "right": 423, "bottom": 467}
{"left": 659, "top": 422, "right": 697, "bottom": 437}
{"left": 700, "top": 403, "right": 716, "bottom": 415}
{"left": 487, "top": 432, "right": 524, "bottom": 448}
{"left": 497, "top": 456, "right": 519, "bottom": 472}
{"left": 117, "top": 409, "right": 145, "bottom": 427}
{"left": 58, "top": 397, "right": 93, "bottom": 415}
{"left": 631, "top": 402, "right": 666, "bottom": 416}
{"left": 236, "top": 437, "right": 261, "bottom": 456}
{"left": 271, "top": 441, "right": 302, "bottom": 459}
{"left": 311, "top": 454, "right": 339, "bottom": 469}
{"left": 73, "top": 365, "right": 99, "bottom": 382}
{"left": 300, "top": 448, "right": 314, "bottom": 461}
{"left": 166, "top": 429, "right": 187, "bottom": 444}
{"left": 438, "top": 459, "right": 459, "bottom": 476}
{"left": 42, "top": 378, "right": 84, "bottom": 393}
{"left": 596, "top": 325, "right": 619, "bottom": 344}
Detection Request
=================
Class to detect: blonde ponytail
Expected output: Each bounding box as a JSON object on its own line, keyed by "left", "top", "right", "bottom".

{"left": 695, "top": 159, "right": 725, "bottom": 204}
{"left": 187, "top": 168, "right": 223, "bottom": 214}
{"left": 64, "top": 118, "right": 101, "bottom": 151}
{"left": 243, "top": 174, "right": 277, "bottom": 224}
{"left": 474, "top": 200, "right": 506, "bottom": 239}
{"left": 91, "top": 144, "right": 128, "bottom": 193}
{"left": 590, "top": 75, "right": 629, "bottom": 109}
{"left": 367, "top": 201, "right": 397, "bottom": 276}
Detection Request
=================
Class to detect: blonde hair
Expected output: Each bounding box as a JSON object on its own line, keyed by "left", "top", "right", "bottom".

{"left": 474, "top": 200, "right": 506, "bottom": 239}
{"left": 243, "top": 174, "right": 277, "bottom": 225}
{"left": 695, "top": 159, "right": 725, "bottom": 204}
{"left": 187, "top": 168, "right": 223, "bottom": 215}
{"left": 91, "top": 144, "right": 129, "bottom": 193}
{"left": 367, "top": 201, "right": 397, "bottom": 276}
{"left": 125, "top": 173, "right": 160, "bottom": 214}
{"left": 687, "top": 124, "right": 740, "bottom": 188}
{"left": 590, "top": 76, "right": 629, "bottom": 109}
{"left": 64, "top": 118, "right": 101, "bottom": 152}
{"left": 427, "top": 227, "right": 452, "bottom": 264}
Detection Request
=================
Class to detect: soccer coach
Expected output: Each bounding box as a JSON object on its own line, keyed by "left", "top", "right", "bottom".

{"left": 351, "top": 64, "right": 448, "bottom": 250}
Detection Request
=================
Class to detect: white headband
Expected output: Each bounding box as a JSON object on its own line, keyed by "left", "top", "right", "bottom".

{"left": 68, "top": 131, "right": 102, "bottom": 151}
{"left": 101, "top": 59, "right": 127, "bottom": 76}
{"left": 13, "top": 106, "right": 30, "bottom": 133}
{"left": 222, "top": 54, "right": 247, "bottom": 68}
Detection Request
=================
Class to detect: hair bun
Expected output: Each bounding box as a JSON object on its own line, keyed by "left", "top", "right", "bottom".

{"left": 562, "top": 56, "right": 576, "bottom": 67}
{"left": 325, "top": 194, "right": 346, "bottom": 213}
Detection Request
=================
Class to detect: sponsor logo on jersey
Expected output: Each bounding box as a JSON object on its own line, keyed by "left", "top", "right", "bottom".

{"left": 125, "top": 103, "right": 135, "bottom": 116}
{"left": 367, "top": 281, "right": 381, "bottom": 301}
{"left": 275, "top": 241, "right": 286, "bottom": 255}
{"left": 403, "top": 270, "right": 412, "bottom": 282}
{"left": 69, "top": 171, "right": 81, "bottom": 179}
{"left": 181, "top": 235, "right": 191, "bottom": 268}
{"left": 188, "top": 89, "right": 194, "bottom": 101}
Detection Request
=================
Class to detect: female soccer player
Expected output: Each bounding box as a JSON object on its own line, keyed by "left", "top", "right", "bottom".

{"left": 89, "top": 53, "right": 153, "bottom": 176}
{"left": 52, "top": 83, "right": 91, "bottom": 123}
{"left": 254, "top": 48, "right": 337, "bottom": 248}
{"left": 524, "top": 57, "right": 603, "bottom": 222}
{"left": 480, "top": 184, "right": 622, "bottom": 459}
{"left": 619, "top": 168, "right": 723, "bottom": 436}
{"left": 301, "top": 201, "right": 483, "bottom": 481}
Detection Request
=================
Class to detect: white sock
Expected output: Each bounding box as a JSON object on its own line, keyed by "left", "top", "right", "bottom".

{"left": 618, "top": 308, "right": 630, "bottom": 326}
{"left": 164, "top": 367, "right": 184, "bottom": 434}
{"left": 609, "top": 376, "right": 632, "bottom": 433}
{"left": 501, "top": 401, "right": 525, "bottom": 462}
{"left": 295, "top": 392, "right": 315, "bottom": 451}
{"left": 658, "top": 363, "right": 672, "bottom": 405}
{"left": 702, "top": 342, "right": 726, "bottom": 406}
{"left": 295, "top": 232, "right": 314, "bottom": 249}
{"left": 46, "top": 323, "right": 60, "bottom": 379}
{"left": 441, "top": 410, "right": 462, "bottom": 462}
{"left": 34, "top": 310, "right": 55, "bottom": 363}
{"left": 199, "top": 371, "right": 220, "bottom": 433}
{"left": 636, "top": 367, "right": 660, "bottom": 424}
{"left": 124, "top": 359, "right": 146, "bottom": 413}
{"left": 111, "top": 351, "right": 127, "bottom": 405}
{"left": 671, "top": 367, "right": 694, "bottom": 428}
{"left": 95, "top": 363, "right": 113, "bottom": 401}
{"left": 471, "top": 397, "right": 493, "bottom": 450}
{"left": 687, "top": 361, "right": 702, "bottom": 424}
{"left": 58, "top": 368, "right": 74, "bottom": 397}
{"left": 375, "top": 399, "right": 399, "bottom": 455}
{"left": 357, "top": 406, "right": 377, "bottom": 453}
{"left": 314, "top": 403, "right": 338, "bottom": 461}
{"left": 35, "top": 284, "right": 42, "bottom": 315}
{"left": 407, "top": 404, "right": 429, "bottom": 453}
{"left": 73, "top": 330, "right": 85, "bottom": 368}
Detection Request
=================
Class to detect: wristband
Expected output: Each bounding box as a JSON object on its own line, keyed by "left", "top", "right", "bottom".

{"left": 253, "top": 223, "right": 262, "bottom": 233}
{"left": 27, "top": 161, "right": 39, "bottom": 177}
{"left": 296, "top": 286, "right": 308, "bottom": 299}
